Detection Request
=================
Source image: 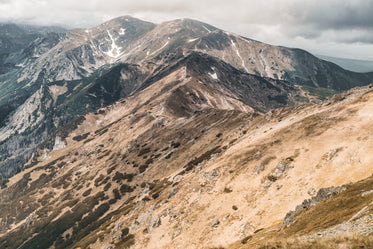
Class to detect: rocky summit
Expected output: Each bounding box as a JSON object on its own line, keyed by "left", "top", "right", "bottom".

{"left": 0, "top": 15, "right": 372, "bottom": 249}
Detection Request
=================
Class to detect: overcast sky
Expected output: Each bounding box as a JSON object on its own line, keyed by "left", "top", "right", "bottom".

{"left": 1, "top": 0, "right": 372, "bottom": 60}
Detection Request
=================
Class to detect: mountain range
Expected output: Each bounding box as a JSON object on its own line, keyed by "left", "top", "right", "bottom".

{"left": 316, "top": 54, "right": 373, "bottom": 73}
{"left": 0, "top": 16, "right": 372, "bottom": 249}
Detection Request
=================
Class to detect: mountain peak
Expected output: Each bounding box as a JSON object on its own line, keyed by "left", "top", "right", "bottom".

{"left": 92, "top": 15, "right": 155, "bottom": 30}
{"left": 158, "top": 17, "right": 218, "bottom": 34}
{"left": 105, "top": 15, "right": 151, "bottom": 24}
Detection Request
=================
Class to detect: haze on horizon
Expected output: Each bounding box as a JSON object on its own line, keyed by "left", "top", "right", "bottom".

{"left": 0, "top": 0, "right": 372, "bottom": 61}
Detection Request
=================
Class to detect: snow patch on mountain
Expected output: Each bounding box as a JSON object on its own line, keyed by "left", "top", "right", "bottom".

{"left": 104, "top": 30, "right": 121, "bottom": 58}
{"left": 119, "top": 28, "right": 126, "bottom": 35}
{"left": 209, "top": 68, "right": 218, "bottom": 80}
{"left": 203, "top": 25, "right": 211, "bottom": 33}
{"left": 259, "top": 49, "right": 270, "bottom": 77}
{"left": 188, "top": 38, "right": 198, "bottom": 42}
{"left": 15, "top": 63, "right": 26, "bottom": 68}
{"left": 150, "top": 41, "right": 169, "bottom": 56}
{"left": 231, "top": 39, "right": 248, "bottom": 72}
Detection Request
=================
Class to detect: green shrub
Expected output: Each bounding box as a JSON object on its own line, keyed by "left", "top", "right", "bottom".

{"left": 115, "top": 234, "right": 135, "bottom": 248}
{"left": 139, "top": 164, "right": 148, "bottom": 173}
{"left": 107, "top": 165, "right": 116, "bottom": 174}
{"left": 120, "top": 184, "right": 134, "bottom": 194}
{"left": 267, "top": 175, "right": 278, "bottom": 182}
{"left": 165, "top": 152, "right": 173, "bottom": 159}
{"left": 82, "top": 188, "right": 92, "bottom": 197}
{"left": 72, "top": 132, "right": 90, "bottom": 141}
{"left": 138, "top": 148, "right": 151, "bottom": 157}
{"left": 103, "top": 182, "right": 111, "bottom": 191}
{"left": 171, "top": 141, "right": 181, "bottom": 148}
{"left": 94, "top": 174, "right": 105, "bottom": 186}
{"left": 113, "top": 189, "right": 121, "bottom": 200}
{"left": 241, "top": 235, "right": 252, "bottom": 244}
{"left": 224, "top": 187, "right": 233, "bottom": 193}
{"left": 184, "top": 146, "right": 221, "bottom": 171}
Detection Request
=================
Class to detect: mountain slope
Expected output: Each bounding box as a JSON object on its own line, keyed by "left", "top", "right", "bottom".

{"left": 0, "top": 23, "right": 66, "bottom": 74}
{"left": 0, "top": 50, "right": 305, "bottom": 178}
{"left": 0, "top": 70, "right": 372, "bottom": 248}
{"left": 185, "top": 31, "right": 373, "bottom": 89}
{"left": 1, "top": 14, "right": 372, "bottom": 190}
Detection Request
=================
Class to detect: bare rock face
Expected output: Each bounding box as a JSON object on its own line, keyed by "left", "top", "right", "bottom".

{"left": 52, "top": 136, "right": 66, "bottom": 151}
{"left": 254, "top": 163, "right": 265, "bottom": 174}
{"left": 168, "top": 186, "right": 179, "bottom": 199}
{"left": 211, "top": 218, "right": 220, "bottom": 229}
{"left": 282, "top": 185, "right": 346, "bottom": 228}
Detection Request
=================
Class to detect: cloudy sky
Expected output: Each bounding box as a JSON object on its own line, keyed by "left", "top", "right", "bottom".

{"left": 1, "top": 0, "right": 372, "bottom": 60}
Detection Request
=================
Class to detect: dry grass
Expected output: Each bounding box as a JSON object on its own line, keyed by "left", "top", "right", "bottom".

{"left": 257, "top": 234, "right": 373, "bottom": 249}
{"left": 281, "top": 176, "right": 373, "bottom": 237}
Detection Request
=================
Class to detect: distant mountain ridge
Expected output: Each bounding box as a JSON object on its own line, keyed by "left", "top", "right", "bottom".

{"left": 1, "top": 16, "right": 372, "bottom": 89}
{"left": 316, "top": 54, "right": 373, "bottom": 73}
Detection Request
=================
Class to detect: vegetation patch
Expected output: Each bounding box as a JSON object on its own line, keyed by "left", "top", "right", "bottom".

{"left": 115, "top": 234, "right": 135, "bottom": 248}
{"left": 165, "top": 152, "right": 173, "bottom": 159}
{"left": 72, "top": 132, "right": 90, "bottom": 141}
{"left": 107, "top": 165, "right": 116, "bottom": 174}
{"left": 171, "top": 141, "right": 181, "bottom": 148}
{"left": 82, "top": 188, "right": 92, "bottom": 197}
{"left": 184, "top": 146, "right": 222, "bottom": 171}
{"left": 120, "top": 184, "right": 134, "bottom": 194}
{"left": 139, "top": 164, "right": 149, "bottom": 173}
{"left": 94, "top": 174, "right": 105, "bottom": 186}
{"left": 302, "top": 85, "right": 338, "bottom": 100}
{"left": 103, "top": 182, "right": 111, "bottom": 191}
{"left": 224, "top": 187, "right": 233, "bottom": 193}
{"left": 148, "top": 179, "right": 171, "bottom": 199}
{"left": 83, "top": 137, "right": 95, "bottom": 144}
{"left": 96, "top": 150, "right": 111, "bottom": 160}
{"left": 113, "top": 188, "right": 121, "bottom": 200}
{"left": 113, "top": 172, "right": 136, "bottom": 183}
{"left": 138, "top": 147, "right": 151, "bottom": 157}
{"left": 267, "top": 175, "right": 278, "bottom": 182}
{"left": 241, "top": 235, "right": 253, "bottom": 244}
{"left": 0, "top": 179, "right": 9, "bottom": 189}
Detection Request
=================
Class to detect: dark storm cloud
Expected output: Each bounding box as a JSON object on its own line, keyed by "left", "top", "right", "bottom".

{"left": 296, "top": 1, "right": 373, "bottom": 30}
{"left": 273, "top": 0, "right": 373, "bottom": 43}
{"left": 0, "top": 0, "right": 372, "bottom": 59}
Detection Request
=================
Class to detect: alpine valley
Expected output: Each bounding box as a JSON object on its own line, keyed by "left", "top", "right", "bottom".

{"left": 0, "top": 16, "right": 373, "bottom": 249}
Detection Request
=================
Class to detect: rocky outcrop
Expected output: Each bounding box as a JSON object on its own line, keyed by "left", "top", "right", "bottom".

{"left": 52, "top": 136, "right": 66, "bottom": 151}
{"left": 282, "top": 185, "right": 346, "bottom": 228}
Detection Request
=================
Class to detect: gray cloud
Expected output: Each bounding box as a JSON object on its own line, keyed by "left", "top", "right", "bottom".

{"left": 0, "top": 0, "right": 372, "bottom": 59}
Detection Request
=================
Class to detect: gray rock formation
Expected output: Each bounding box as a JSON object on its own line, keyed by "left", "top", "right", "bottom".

{"left": 282, "top": 185, "right": 346, "bottom": 228}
